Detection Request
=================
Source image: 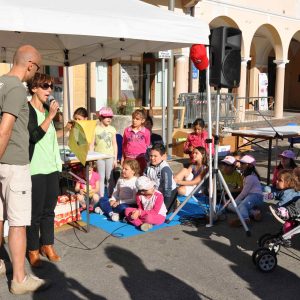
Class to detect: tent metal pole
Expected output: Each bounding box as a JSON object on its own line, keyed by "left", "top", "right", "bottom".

{"left": 188, "top": 5, "right": 196, "bottom": 93}
{"left": 86, "top": 63, "right": 91, "bottom": 117}
{"left": 162, "top": 58, "right": 166, "bottom": 143}
{"left": 205, "top": 46, "right": 214, "bottom": 227}
{"left": 167, "top": 0, "right": 174, "bottom": 157}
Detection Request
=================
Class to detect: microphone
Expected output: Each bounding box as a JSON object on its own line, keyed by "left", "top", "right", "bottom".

{"left": 48, "top": 95, "right": 55, "bottom": 104}
{"left": 48, "top": 95, "right": 59, "bottom": 111}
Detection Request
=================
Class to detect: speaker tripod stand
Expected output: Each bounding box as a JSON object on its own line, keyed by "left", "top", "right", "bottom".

{"left": 167, "top": 68, "right": 250, "bottom": 235}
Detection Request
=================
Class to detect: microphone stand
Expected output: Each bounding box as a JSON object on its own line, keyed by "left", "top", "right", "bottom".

{"left": 249, "top": 102, "right": 283, "bottom": 140}
{"left": 249, "top": 102, "right": 282, "bottom": 168}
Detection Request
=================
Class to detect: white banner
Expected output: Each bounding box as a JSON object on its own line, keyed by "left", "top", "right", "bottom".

{"left": 258, "top": 73, "right": 268, "bottom": 111}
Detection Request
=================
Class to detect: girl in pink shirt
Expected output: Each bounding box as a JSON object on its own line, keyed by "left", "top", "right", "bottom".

{"left": 122, "top": 109, "right": 150, "bottom": 174}
{"left": 75, "top": 162, "right": 100, "bottom": 212}
{"left": 125, "top": 176, "right": 167, "bottom": 231}
{"left": 184, "top": 118, "right": 214, "bottom": 161}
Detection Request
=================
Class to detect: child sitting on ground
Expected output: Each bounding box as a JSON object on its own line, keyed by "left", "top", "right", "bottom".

{"left": 144, "top": 143, "right": 177, "bottom": 213}
{"left": 174, "top": 146, "right": 208, "bottom": 196}
{"left": 272, "top": 150, "right": 297, "bottom": 188}
{"left": 125, "top": 176, "right": 167, "bottom": 231}
{"left": 183, "top": 118, "right": 214, "bottom": 161}
{"left": 270, "top": 168, "right": 300, "bottom": 234}
{"left": 75, "top": 162, "right": 100, "bottom": 212}
{"left": 228, "top": 155, "right": 263, "bottom": 227}
{"left": 100, "top": 159, "right": 139, "bottom": 222}
{"left": 220, "top": 155, "right": 243, "bottom": 198}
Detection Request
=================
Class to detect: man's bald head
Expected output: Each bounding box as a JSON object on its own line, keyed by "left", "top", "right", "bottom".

{"left": 10, "top": 45, "right": 41, "bottom": 81}
{"left": 13, "top": 45, "right": 41, "bottom": 67}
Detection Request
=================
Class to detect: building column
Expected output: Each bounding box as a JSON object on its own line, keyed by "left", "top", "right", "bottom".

{"left": 175, "top": 53, "right": 189, "bottom": 104}
{"left": 111, "top": 59, "right": 120, "bottom": 106}
{"left": 273, "top": 60, "right": 289, "bottom": 118}
{"left": 237, "top": 57, "right": 251, "bottom": 122}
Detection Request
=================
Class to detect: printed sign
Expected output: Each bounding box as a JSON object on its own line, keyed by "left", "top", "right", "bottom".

{"left": 158, "top": 50, "right": 172, "bottom": 59}
{"left": 258, "top": 73, "right": 268, "bottom": 111}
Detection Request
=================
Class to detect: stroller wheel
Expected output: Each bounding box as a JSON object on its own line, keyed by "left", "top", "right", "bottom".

{"left": 258, "top": 234, "right": 273, "bottom": 246}
{"left": 252, "top": 247, "right": 270, "bottom": 265}
{"left": 256, "top": 250, "right": 277, "bottom": 272}
{"left": 259, "top": 234, "right": 281, "bottom": 254}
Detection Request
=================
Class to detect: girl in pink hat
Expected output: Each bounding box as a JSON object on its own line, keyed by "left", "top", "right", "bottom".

{"left": 272, "top": 150, "right": 297, "bottom": 188}
{"left": 228, "top": 155, "right": 263, "bottom": 227}
{"left": 92, "top": 107, "right": 118, "bottom": 199}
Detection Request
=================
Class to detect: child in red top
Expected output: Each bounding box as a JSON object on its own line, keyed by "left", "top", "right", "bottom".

{"left": 75, "top": 162, "right": 100, "bottom": 212}
{"left": 122, "top": 109, "right": 150, "bottom": 174}
{"left": 125, "top": 176, "right": 167, "bottom": 231}
{"left": 184, "top": 118, "right": 214, "bottom": 161}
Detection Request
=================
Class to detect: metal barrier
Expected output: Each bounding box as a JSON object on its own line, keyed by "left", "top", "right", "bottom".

{"left": 235, "top": 96, "right": 274, "bottom": 122}
{"left": 178, "top": 92, "right": 236, "bottom": 128}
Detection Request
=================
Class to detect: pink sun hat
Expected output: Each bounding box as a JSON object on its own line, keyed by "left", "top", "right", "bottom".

{"left": 239, "top": 155, "right": 256, "bottom": 166}
{"left": 99, "top": 107, "right": 113, "bottom": 118}
{"left": 221, "top": 156, "right": 236, "bottom": 165}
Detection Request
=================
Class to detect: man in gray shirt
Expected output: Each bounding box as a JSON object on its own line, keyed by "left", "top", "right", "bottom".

{"left": 0, "top": 45, "right": 50, "bottom": 294}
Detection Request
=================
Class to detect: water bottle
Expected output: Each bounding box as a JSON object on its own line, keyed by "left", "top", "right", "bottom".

{"left": 263, "top": 186, "right": 273, "bottom": 201}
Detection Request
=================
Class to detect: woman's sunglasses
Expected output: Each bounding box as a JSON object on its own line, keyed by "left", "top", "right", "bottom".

{"left": 40, "top": 83, "right": 54, "bottom": 90}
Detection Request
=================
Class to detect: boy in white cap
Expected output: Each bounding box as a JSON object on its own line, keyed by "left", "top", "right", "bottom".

{"left": 125, "top": 176, "right": 167, "bottom": 231}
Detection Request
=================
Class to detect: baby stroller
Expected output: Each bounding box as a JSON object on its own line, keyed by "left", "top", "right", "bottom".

{"left": 252, "top": 213, "right": 300, "bottom": 272}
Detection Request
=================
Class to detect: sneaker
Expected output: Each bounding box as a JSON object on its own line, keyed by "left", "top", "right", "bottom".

{"left": 252, "top": 209, "right": 262, "bottom": 221}
{"left": 94, "top": 207, "right": 104, "bottom": 215}
{"left": 111, "top": 213, "right": 120, "bottom": 222}
{"left": 10, "top": 274, "right": 51, "bottom": 295}
{"left": 269, "top": 206, "right": 285, "bottom": 224}
{"left": 79, "top": 206, "right": 86, "bottom": 212}
{"left": 0, "top": 259, "right": 6, "bottom": 276}
{"left": 88, "top": 205, "right": 94, "bottom": 212}
{"left": 140, "top": 223, "right": 153, "bottom": 232}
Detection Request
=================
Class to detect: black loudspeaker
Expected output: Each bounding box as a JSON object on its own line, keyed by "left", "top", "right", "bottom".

{"left": 209, "top": 27, "right": 242, "bottom": 88}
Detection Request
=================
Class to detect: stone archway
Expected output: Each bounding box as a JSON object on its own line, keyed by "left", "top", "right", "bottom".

{"left": 249, "top": 24, "right": 284, "bottom": 117}
{"left": 285, "top": 32, "right": 300, "bottom": 110}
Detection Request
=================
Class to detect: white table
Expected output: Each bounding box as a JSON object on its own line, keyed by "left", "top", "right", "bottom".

{"left": 225, "top": 126, "right": 300, "bottom": 184}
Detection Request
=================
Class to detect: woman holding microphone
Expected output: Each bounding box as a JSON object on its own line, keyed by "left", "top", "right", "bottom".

{"left": 26, "top": 73, "right": 62, "bottom": 267}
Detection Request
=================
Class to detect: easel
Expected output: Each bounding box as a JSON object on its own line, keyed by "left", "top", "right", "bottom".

{"left": 167, "top": 46, "right": 250, "bottom": 235}
{"left": 62, "top": 150, "right": 112, "bottom": 233}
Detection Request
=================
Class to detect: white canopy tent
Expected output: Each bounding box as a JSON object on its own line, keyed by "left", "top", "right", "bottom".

{"left": 0, "top": 0, "right": 213, "bottom": 230}
{"left": 0, "top": 0, "right": 210, "bottom": 122}
{"left": 0, "top": 0, "right": 209, "bottom": 65}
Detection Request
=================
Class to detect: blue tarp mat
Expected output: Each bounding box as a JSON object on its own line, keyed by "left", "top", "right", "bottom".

{"left": 81, "top": 195, "right": 209, "bottom": 238}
